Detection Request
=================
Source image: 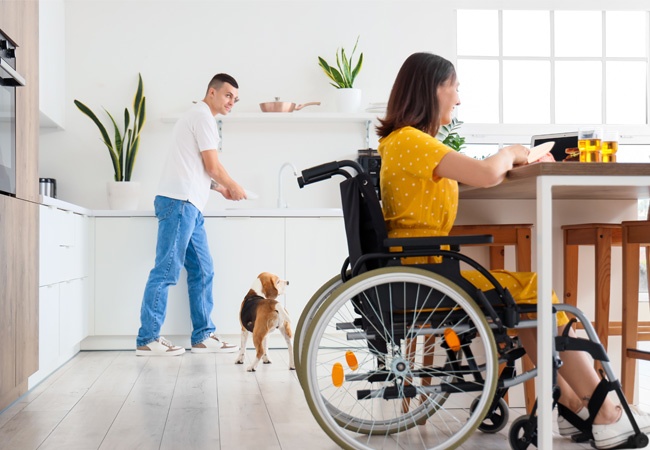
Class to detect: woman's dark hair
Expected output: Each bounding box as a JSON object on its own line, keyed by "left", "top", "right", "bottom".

{"left": 376, "top": 53, "right": 456, "bottom": 139}
{"left": 207, "top": 73, "right": 239, "bottom": 94}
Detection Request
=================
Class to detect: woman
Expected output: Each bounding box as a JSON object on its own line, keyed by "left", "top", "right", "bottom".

{"left": 376, "top": 52, "right": 649, "bottom": 449}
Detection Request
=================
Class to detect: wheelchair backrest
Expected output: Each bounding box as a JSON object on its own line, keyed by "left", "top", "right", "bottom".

{"left": 340, "top": 172, "right": 389, "bottom": 273}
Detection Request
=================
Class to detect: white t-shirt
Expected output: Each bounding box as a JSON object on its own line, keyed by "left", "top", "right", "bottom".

{"left": 157, "top": 101, "right": 219, "bottom": 212}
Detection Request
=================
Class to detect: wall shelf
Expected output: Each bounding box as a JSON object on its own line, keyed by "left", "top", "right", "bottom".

{"left": 160, "top": 111, "right": 379, "bottom": 124}
{"left": 160, "top": 112, "right": 381, "bottom": 150}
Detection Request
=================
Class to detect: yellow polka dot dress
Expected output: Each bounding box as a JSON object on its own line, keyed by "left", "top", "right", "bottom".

{"left": 378, "top": 126, "right": 568, "bottom": 327}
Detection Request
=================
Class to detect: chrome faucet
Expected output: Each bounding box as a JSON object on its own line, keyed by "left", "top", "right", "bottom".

{"left": 277, "top": 162, "right": 298, "bottom": 208}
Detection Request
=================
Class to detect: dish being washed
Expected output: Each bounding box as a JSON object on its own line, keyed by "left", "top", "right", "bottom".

{"left": 527, "top": 141, "right": 555, "bottom": 163}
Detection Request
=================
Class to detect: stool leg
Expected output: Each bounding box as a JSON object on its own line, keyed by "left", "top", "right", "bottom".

{"left": 516, "top": 227, "right": 532, "bottom": 272}
{"left": 563, "top": 231, "right": 579, "bottom": 310}
{"left": 622, "top": 238, "right": 640, "bottom": 401}
{"left": 594, "top": 228, "right": 613, "bottom": 351}
{"left": 489, "top": 246, "right": 505, "bottom": 271}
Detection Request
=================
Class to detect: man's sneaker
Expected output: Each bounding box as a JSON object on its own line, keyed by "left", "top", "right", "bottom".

{"left": 192, "top": 333, "right": 238, "bottom": 354}
{"left": 593, "top": 406, "right": 650, "bottom": 449}
{"left": 135, "top": 337, "right": 185, "bottom": 356}
{"left": 558, "top": 406, "right": 589, "bottom": 437}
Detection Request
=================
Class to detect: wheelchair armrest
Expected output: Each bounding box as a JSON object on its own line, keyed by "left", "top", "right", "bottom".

{"left": 385, "top": 234, "right": 494, "bottom": 250}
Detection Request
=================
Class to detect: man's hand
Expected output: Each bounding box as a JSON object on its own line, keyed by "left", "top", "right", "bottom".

{"left": 210, "top": 179, "right": 245, "bottom": 200}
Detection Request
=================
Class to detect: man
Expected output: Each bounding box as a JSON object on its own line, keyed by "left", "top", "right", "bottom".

{"left": 136, "top": 73, "right": 246, "bottom": 356}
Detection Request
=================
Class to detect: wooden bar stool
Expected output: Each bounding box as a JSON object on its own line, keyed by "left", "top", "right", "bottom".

{"left": 450, "top": 224, "right": 533, "bottom": 272}
{"left": 561, "top": 223, "right": 623, "bottom": 350}
{"left": 449, "top": 223, "right": 535, "bottom": 412}
{"left": 621, "top": 220, "right": 650, "bottom": 400}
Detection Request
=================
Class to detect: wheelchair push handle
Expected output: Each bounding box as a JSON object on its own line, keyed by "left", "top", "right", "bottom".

{"left": 297, "top": 160, "right": 364, "bottom": 188}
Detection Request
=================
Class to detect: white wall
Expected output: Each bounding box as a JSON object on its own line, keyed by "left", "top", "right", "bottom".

{"left": 39, "top": 0, "right": 457, "bottom": 210}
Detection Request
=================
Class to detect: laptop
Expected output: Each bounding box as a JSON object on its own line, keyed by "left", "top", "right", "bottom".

{"left": 530, "top": 131, "right": 578, "bottom": 162}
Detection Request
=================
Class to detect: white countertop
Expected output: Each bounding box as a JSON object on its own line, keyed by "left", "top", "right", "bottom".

{"left": 39, "top": 196, "right": 343, "bottom": 218}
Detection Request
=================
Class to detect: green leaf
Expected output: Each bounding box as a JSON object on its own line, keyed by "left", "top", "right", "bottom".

{"left": 105, "top": 108, "right": 124, "bottom": 181}
{"left": 319, "top": 38, "right": 363, "bottom": 88}
{"left": 351, "top": 52, "right": 363, "bottom": 84}
{"left": 74, "top": 100, "right": 121, "bottom": 180}
{"left": 133, "top": 73, "right": 144, "bottom": 118}
{"left": 74, "top": 100, "right": 113, "bottom": 149}
{"left": 74, "top": 74, "right": 146, "bottom": 182}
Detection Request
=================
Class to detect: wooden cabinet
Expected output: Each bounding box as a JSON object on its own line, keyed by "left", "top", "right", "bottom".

{"left": 0, "top": 198, "right": 38, "bottom": 410}
{"left": 0, "top": 0, "right": 40, "bottom": 411}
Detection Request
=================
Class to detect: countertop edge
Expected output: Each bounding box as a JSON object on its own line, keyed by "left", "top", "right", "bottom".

{"left": 38, "top": 196, "right": 343, "bottom": 218}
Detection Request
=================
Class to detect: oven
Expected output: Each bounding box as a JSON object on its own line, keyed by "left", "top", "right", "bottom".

{"left": 0, "top": 28, "right": 26, "bottom": 197}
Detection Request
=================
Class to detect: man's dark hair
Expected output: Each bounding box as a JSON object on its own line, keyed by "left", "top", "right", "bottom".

{"left": 207, "top": 73, "right": 239, "bottom": 94}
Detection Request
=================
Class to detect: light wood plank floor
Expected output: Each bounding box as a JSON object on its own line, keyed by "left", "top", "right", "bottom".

{"left": 0, "top": 349, "right": 648, "bottom": 450}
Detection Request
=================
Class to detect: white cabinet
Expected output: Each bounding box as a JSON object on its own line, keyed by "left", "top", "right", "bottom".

{"left": 60, "top": 278, "right": 89, "bottom": 351}
{"left": 39, "top": 0, "right": 65, "bottom": 128}
{"left": 94, "top": 217, "right": 191, "bottom": 336}
{"left": 206, "top": 217, "right": 285, "bottom": 334}
{"left": 90, "top": 215, "right": 346, "bottom": 344}
{"left": 93, "top": 216, "right": 285, "bottom": 338}
{"left": 285, "top": 217, "right": 348, "bottom": 317}
{"left": 39, "top": 206, "right": 92, "bottom": 286}
{"left": 32, "top": 205, "right": 94, "bottom": 387}
{"left": 38, "top": 284, "right": 60, "bottom": 374}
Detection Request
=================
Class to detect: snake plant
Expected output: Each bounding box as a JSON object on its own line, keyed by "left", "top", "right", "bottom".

{"left": 318, "top": 36, "right": 363, "bottom": 89}
{"left": 74, "top": 73, "right": 146, "bottom": 182}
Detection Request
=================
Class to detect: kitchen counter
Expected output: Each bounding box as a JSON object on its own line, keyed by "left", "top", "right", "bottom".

{"left": 39, "top": 196, "right": 343, "bottom": 218}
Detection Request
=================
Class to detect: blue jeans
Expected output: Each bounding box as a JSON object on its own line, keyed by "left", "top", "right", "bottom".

{"left": 137, "top": 196, "right": 216, "bottom": 347}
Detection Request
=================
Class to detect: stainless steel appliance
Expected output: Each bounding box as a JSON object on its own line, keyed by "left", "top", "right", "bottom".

{"left": 39, "top": 178, "right": 56, "bottom": 198}
{"left": 0, "top": 28, "right": 26, "bottom": 197}
{"left": 357, "top": 148, "right": 381, "bottom": 199}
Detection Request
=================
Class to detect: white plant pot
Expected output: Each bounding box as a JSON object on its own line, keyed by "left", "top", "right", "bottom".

{"left": 107, "top": 181, "right": 140, "bottom": 210}
{"left": 335, "top": 88, "right": 362, "bottom": 113}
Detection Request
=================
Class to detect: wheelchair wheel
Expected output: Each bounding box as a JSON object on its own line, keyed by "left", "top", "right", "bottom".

{"left": 300, "top": 267, "right": 499, "bottom": 450}
{"left": 470, "top": 397, "right": 509, "bottom": 433}
{"left": 294, "top": 273, "right": 345, "bottom": 382}
{"left": 508, "top": 415, "right": 537, "bottom": 450}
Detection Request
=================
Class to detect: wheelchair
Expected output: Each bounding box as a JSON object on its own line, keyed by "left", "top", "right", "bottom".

{"left": 293, "top": 160, "right": 649, "bottom": 450}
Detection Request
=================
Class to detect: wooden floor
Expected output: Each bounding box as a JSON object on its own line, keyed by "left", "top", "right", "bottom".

{"left": 0, "top": 349, "right": 648, "bottom": 450}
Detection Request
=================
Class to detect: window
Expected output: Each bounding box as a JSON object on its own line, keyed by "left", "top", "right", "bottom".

{"left": 456, "top": 10, "right": 649, "bottom": 126}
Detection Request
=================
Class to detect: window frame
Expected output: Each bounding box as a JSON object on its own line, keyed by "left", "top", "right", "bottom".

{"left": 454, "top": 4, "right": 650, "bottom": 147}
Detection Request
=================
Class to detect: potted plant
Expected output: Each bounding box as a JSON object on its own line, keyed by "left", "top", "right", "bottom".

{"left": 437, "top": 117, "right": 466, "bottom": 152}
{"left": 74, "top": 73, "right": 146, "bottom": 209}
{"left": 318, "top": 36, "right": 363, "bottom": 112}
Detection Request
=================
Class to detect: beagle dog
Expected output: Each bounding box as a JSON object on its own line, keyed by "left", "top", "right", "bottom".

{"left": 235, "top": 272, "right": 295, "bottom": 372}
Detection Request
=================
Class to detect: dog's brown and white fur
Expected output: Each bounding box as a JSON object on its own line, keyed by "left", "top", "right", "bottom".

{"left": 235, "top": 272, "right": 295, "bottom": 372}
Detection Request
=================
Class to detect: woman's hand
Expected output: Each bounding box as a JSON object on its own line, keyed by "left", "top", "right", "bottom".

{"left": 501, "top": 144, "right": 530, "bottom": 166}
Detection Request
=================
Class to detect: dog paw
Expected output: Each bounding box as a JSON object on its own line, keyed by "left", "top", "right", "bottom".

{"left": 235, "top": 360, "right": 244, "bottom": 365}
{"left": 246, "top": 367, "right": 256, "bottom": 372}
{"left": 263, "top": 360, "right": 272, "bottom": 365}
{"left": 289, "top": 366, "right": 296, "bottom": 370}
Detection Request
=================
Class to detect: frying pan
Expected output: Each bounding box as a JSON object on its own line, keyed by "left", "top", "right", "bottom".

{"left": 259, "top": 97, "right": 321, "bottom": 113}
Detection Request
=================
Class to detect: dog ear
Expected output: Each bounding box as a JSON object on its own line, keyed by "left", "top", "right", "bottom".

{"left": 263, "top": 275, "right": 279, "bottom": 299}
